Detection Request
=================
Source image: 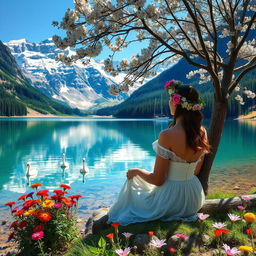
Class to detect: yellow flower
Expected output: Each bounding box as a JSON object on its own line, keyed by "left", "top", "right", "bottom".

{"left": 244, "top": 212, "right": 256, "bottom": 223}
{"left": 24, "top": 208, "right": 36, "bottom": 216}
{"left": 42, "top": 199, "right": 54, "bottom": 209}
{"left": 238, "top": 246, "right": 253, "bottom": 253}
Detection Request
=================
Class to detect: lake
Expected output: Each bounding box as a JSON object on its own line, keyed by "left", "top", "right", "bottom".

{"left": 0, "top": 118, "right": 255, "bottom": 216}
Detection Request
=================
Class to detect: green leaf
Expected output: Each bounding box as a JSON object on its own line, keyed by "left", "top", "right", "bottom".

{"left": 87, "top": 245, "right": 100, "bottom": 254}
{"left": 98, "top": 237, "right": 106, "bottom": 249}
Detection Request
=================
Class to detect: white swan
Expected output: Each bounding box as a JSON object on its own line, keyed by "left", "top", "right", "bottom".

{"left": 26, "top": 162, "right": 38, "bottom": 177}
{"left": 80, "top": 158, "right": 89, "bottom": 174}
{"left": 61, "top": 153, "right": 69, "bottom": 169}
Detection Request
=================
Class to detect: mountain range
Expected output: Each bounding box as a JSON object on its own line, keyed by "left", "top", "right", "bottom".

{"left": 5, "top": 39, "right": 129, "bottom": 112}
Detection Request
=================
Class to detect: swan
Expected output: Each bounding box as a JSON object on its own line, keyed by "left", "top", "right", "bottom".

{"left": 60, "top": 153, "right": 69, "bottom": 169}
{"left": 80, "top": 158, "right": 89, "bottom": 174}
{"left": 26, "top": 162, "right": 38, "bottom": 177}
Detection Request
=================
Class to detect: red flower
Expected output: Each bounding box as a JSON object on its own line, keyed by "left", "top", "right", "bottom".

{"left": 5, "top": 202, "right": 16, "bottom": 207}
{"left": 246, "top": 228, "right": 253, "bottom": 237}
{"left": 37, "top": 212, "right": 52, "bottom": 222}
{"left": 19, "top": 220, "right": 28, "bottom": 229}
{"left": 26, "top": 192, "right": 34, "bottom": 199}
{"left": 8, "top": 232, "right": 15, "bottom": 241}
{"left": 169, "top": 247, "right": 177, "bottom": 253}
{"left": 60, "top": 184, "right": 71, "bottom": 190}
{"left": 51, "top": 194, "right": 59, "bottom": 201}
{"left": 36, "top": 190, "right": 49, "bottom": 197}
{"left": 106, "top": 233, "right": 114, "bottom": 240}
{"left": 69, "top": 195, "right": 82, "bottom": 200}
{"left": 15, "top": 209, "right": 25, "bottom": 217}
{"left": 11, "top": 206, "right": 19, "bottom": 213}
{"left": 31, "top": 183, "right": 42, "bottom": 189}
{"left": 61, "top": 197, "right": 74, "bottom": 207}
{"left": 33, "top": 225, "right": 44, "bottom": 233}
{"left": 32, "top": 231, "right": 44, "bottom": 240}
{"left": 213, "top": 228, "right": 229, "bottom": 238}
{"left": 18, "top": 194, "right": 27, "bottom": 201}
{"left": 53, "top": 189, "right": 66, "bottom": 196}
{"left": 111, "top": 222, "right": 120, "bottom": 230}
{"left": 148, "top": 231, "right": 154, "bottom": 237}
{"left": 10, "top": 220, "right": 19, "bottom": 229}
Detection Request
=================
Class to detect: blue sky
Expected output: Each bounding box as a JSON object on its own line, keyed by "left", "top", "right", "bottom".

{"left": 0, "top": 0, "right": 145, "bottom": 60}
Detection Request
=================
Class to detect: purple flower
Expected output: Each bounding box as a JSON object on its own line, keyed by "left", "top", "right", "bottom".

{"left": 212, "top": 222, "right": 226, "bottom": 229}
{"left": 227, "top": 213, "right": 241, "bottom": 222}
{"left": 149, "top": 238, "right": 167, "bottom": 248}
{"left": 175, "top": 233, "right": 188, "bottom": 240}
{"left": 223, "top": 243, "right": 241, "bottom": 255}
{"left": 122, "top": 232, "right": 133, "bottom": 239}
{"left": 115, "top": 247, "right": 131, "bottom": 256}
{"left": 197, "top": 213, "right": 210, "bottom": 221}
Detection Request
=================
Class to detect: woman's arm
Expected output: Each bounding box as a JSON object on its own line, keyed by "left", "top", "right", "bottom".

{"left": 194, "top": 154, "right": 205, "bottom": 175}
{"left": 126, "top": 132, "right": 170, "bottom": 186}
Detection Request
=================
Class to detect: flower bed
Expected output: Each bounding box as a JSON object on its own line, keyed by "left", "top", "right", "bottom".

{"left": 5, "top": 183, "right": 82, "bottom": 256}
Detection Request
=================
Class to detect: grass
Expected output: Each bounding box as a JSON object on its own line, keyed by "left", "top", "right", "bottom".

{"left": 65, "top": 205, "right": 256, "bottom": 256}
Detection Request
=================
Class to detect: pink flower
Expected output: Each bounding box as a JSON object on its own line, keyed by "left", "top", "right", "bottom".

{"left": 11, "top": 206, "right": 19, "bottom": 213}
{"left": 192, "top": 104, "right": 201, "bottom": 111}
{"left": 149, "top": 238, "right": 167, "bottom": 248}
{"left": 197, "top": 213, "right": 210, "bottom": 221}
{"left": 212, "top": 222, "right": 226, "bottom": 229}
{"left": 164, "top": 80, "right": 175, "bottom": 89}
{"left": 223, "top": 244, "right": 241, "bottom": 255}
{"left": 169, "top": 247, "right": 177, "bottom": 253}
{"left": 122, "top": 232, "right": 133, "bottom": 239}
{"left": 241, "top": 196, "right": 250, "bottom": 201}
{"left": 228, "top": 213, "right": 241, "bottom": 222}
{"left": 54, "top": 203, "right": 62, "bottom": 209}
{"left": 31, "top": 231, "right": 44, "bottom": 240}
{"left": 172, "top": 93, "right": 181, "bottom": 104}
{"left": 175, "top": 233, "right": 188, "bottom": 240}
{"left": 237, "top": 205, "right": 245, "bottom": 211}
{"left": 26, "top": 192, "right": 34, "bottom": 199}
{"left": 115, "top": 247, "right": 131, "bottom": 256}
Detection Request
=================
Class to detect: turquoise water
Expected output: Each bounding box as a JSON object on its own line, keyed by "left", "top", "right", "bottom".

{"left": 0, "top": 118, "right": 255, "bottom": 215}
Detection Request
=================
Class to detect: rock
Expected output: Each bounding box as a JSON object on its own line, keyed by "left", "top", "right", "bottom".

{"left": 233, "top": 186, "right": 240, "bottom": 190}
{"left": 1, "top": 220, "right": 7, "bottom": 225}
{"left": 85, "top": 208, "right": 110, "bottom": 235}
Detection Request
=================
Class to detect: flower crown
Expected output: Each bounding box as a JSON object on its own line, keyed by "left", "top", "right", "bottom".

{"left": 164, "top": 80, "right": 204, "bottom": 111}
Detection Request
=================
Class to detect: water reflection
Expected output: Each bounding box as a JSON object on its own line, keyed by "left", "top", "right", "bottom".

{"left": 0, "top": 119, "right": 255, "bottom": 205}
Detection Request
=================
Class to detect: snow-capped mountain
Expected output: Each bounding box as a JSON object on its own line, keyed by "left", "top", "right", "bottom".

{"left": 5, "top": 39, "right": 128, "bottom": 111}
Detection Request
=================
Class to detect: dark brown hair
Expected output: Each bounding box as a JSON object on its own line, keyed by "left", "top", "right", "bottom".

{"left": 169, "top": 85, "right": 210, "bottom": 153}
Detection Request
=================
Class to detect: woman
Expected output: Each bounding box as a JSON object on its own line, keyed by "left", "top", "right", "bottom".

{"left": 107, "top": 80, "right": 210, "bottom": 225}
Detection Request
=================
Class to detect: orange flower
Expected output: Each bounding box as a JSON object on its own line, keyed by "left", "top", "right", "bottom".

{"left": 31, "top": 183, "right": 42, "bottom": 189}
{"left": 244, "top": 212, "right": 256, "bottom": 223}
{"left": 15, "top": 209, "right": 25, "bottom": 217}
{"left": 111, "top": 222, "right": 120, "bottom": 230}
{"left": 33, "top": 225, "right": 44, "bottom": 232}
{"left": 42, "top": 200, "right": 54, "bottom": 209}
{"left": 18, "top": 194, "right": 27, "bottom": 201}
{"left": 61, "top": 197, "right": 73, "bottom": 207}
{"left": 148, "top": 231, "right": 154, "bottom": 237}
{"left": 37, "top": 212, "right": 52, "bottom": 222}
{"left": 60, "top": 184, "right": 71, "bottom": 190}
{"left": 24, "top": 208, "right": 37, "bottom": 216}
{"left": 106, "top": 233, "right": 114, "bottom": 240}
{"left": 213, "top": 228, "right": 229, "bottom": 238}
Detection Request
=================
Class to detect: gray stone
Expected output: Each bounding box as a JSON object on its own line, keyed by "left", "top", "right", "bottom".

{"left": 133, "top": 234, "right": 158, "bottom": 253}
{"left": 85, "top": 208, "right": 110, "bottom": 235}
{"left": 234, "top": 186, "right": 240, "bottom": 190}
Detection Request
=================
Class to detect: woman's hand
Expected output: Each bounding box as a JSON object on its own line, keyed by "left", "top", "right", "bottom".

{"left": 126, "top": 168, "right": 141, "bottom": 180}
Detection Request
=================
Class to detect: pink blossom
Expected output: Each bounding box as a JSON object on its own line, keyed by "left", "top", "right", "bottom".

{"left": 227, "top": 213, "right": 241, "bottom": 222}
{"left": 149, "top": 238, "right": 167, "bottom": 248}
{"left": 26, "top": 192, "right": 34, "bottom": 199}
{"left": 54, "top": 203, "right": 62, "bottom": 209}
{"left": 11, "top": 206, "right": 19, "bottom": 213}
{"left": 241, "top": 196, "right": 250, "bottom": 201}
{"left": 212, "top": 222, "right": 226, "bottom": 229}
{"left": 223, "top": 244, "right": 241, "bottom": 255}
{"left": 197, "top": 213, "right": 210, "bottom": 221}
{"left": 172, "top": 93, "right": 181, "bottom": 104}
{"left": 164, "top": 80, "right": 175, "bottom": 89}
{"left": 122, "top": 232, "right": 133, "bottom": 238}
{"left": 175, "top": 233, "right": 188, "bottom": 240}
{"left": 115, "top": 247, "right": 131, "bottom": 256}
{"left": 169, "top": 247, "right": 177, "bottom": 253}
{"left": 192, "top": 104, "right": 201, "bottom": 111}
{"left": 237, "top": 205, "right": 245, "bottom": 211}
{"left": 31, "top": 231, "right": 44, "bottom": 240}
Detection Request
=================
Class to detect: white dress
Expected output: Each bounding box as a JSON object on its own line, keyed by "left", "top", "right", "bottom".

{"left": 107, "top": 140, "right": 205, "bottom": 226}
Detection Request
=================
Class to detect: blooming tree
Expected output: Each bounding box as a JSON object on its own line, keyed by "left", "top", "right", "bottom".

{"left": 53, "top": 0, "right": 256, "bottom": 193}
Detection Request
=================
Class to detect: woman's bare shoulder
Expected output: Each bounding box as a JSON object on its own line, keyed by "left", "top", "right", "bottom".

{"left": 158, "top": 127, "right": 182, "bottom": 148}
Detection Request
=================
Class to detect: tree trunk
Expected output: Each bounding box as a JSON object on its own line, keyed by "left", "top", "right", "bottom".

{"left": 197, "top": 98, "right": 228, "bottom": 194}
